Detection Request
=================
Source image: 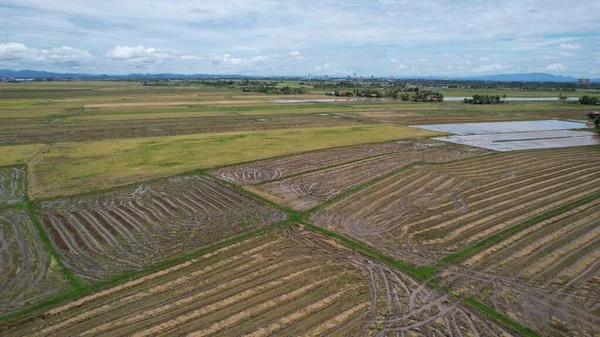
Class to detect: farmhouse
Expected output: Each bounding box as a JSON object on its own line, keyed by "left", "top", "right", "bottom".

{"left": 588, "top": 111, "right": 600, "bottom": 119}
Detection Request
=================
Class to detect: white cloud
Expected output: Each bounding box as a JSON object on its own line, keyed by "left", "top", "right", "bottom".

{"left": 0, "top": 42, "right": 90, "bottom": 65}
{"left": 390, "top": 58, "right": 398, "bottom": 63}
{"left": 558, "top": 42, "right": 581, "bottom": 50}
{"left": 41, "top": 46, "right": 92, "bottom": 65}
{"left": 251, "top": 55, "right": 268, "bottom": 63}
{"left": 475, "top": 63, "right": 509, "bottom": 73}
{"left": 106, "top": 45, "right": 198, "bottom": 68}
{"left": 181, "top": 55, "right": 202, "bottom": 61}
{"left": 397, "top": 64, "right": 407, "bottom": 69}
{"left": 545, "top": 63, "right": 567, "bottom": 72}
{"left": 479, "top": 57, "right": 490, "bottom": 61}
{"left": 418, "top": 58, "right": 429, "bottom": 62}
{"left": 289, "top": 51, "right": 303, "bottom": 60}
{"left": 106, "top": 45, "right": 159, "bottom": 59}
{"left": 558, "top": 52, "right": 575, "bottom": 57}
{"left": 0, "top": 42, "right": 30, "bottom": 61}
{"left": 210, "top": 53, "right": 248, "bottom": 66}
{"left": 1, "top": 1, "right": 599, "bottom": 75}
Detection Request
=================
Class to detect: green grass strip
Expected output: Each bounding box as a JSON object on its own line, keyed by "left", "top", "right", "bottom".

{"left": 301, "top": 221, "right": 541, "bottom": 336}
{"left": 299, "top": 222, "right": 435, "bottom": 280}
{"left": 442, "top": 191, "right": 600, "bottom": 264}
{"left": 21, "top": 201, "right": 87, "bottom": 289}
{"left": 302, "top": 152, "right": 500, "bottom": 216}
{"left": 0, "top": 218, "right": 292, "bottom": 323}
{"left": 462, "top": 297, "right": 541, "bottom": 337}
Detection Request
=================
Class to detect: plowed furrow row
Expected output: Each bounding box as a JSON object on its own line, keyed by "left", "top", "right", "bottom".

{"left": 37, "top": 174, "right": 284, "bottom": 280}
{"left": 0, "top": 167, "right": 26, "bottom": 205}
{"left": 0, "top": 208, "right": 69, "bottom": 316}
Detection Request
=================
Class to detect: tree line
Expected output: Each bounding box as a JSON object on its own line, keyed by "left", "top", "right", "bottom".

{"left": 463, "top": 94, "right": 506, "bottom": 104}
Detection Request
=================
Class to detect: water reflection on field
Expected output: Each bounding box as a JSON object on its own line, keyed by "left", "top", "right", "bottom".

{"left": 443, "top": 96, "right": 579, "bottom": 101}
{"left": 413, "top": 120, "right": 588, "bottom": 135}
{"left": 435, "top": 130, "right": 600, "bottom": 151}
{"left": 413, "top": 120, "right": 598, "bottom": 151}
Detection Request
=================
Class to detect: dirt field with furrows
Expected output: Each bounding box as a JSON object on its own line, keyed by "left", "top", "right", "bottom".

{"left": 0, "top": 208, "right": 70, "bottom": 315}
{"left": 211, "top": 141, "right": 416, "bottom": 185}
{"left": 0, "top": 226, "right": 515, "bottom": 337}
{"left": 37, "top": 175, "right": 284, "bottom": 282}
{"left": 251, "top": 141, "right": 489, "bottom": 211}
{"left": 0, "top": 113, "right": 360, "bottom": 145}
{"left": 310, "top": 147, "right": 600, "bottom": 264}
{"left": 435, "top": 198, "right": 600, "bottom": 336}
{"left": 0, "top": 167, "right": 26, "bottom": 205}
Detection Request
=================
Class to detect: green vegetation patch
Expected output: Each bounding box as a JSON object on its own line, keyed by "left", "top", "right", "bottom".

{"left": 28, "top": 124, "right": 441, "bottom": 199}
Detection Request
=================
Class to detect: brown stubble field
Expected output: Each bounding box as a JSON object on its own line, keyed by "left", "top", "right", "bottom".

{"left": 0, "top": 226, "right": 514, "bottom": 337}
{"left": 309, "top": 145, "right": 600, "bottom": 335}
{"left": 1, "top": 80, "right": 599, "bottom": 336}
{"left": 218, "top": 140, "right": 489, "bottom": 211}
{"left": 36, "top": 174, "right": 285, "bottom": 282}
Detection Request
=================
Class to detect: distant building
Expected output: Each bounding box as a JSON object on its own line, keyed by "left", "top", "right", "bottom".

{"left": 578, "top": 78, "right": 591, "bottom": 85}
{"left": 588, "top": 111, "right": 600, "bottom": 119}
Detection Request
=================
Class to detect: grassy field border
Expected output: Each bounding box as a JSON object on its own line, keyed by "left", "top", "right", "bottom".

{"left": 300, "top": 152, "right": 501, "bottom": 216}
{"left": 298, "top": 221, "right": 540, "bottom": 337}
{"left": 21, "top": 201, "right": 87, "bottom": 289}
{"left": 2, "top": 144, "right": 556, "bottom": 337}
{"left": 442, "top": 191, "right": 600, "bottom": 264}
{"left": 0, "top": 218, "right": 292, "bottom": 323}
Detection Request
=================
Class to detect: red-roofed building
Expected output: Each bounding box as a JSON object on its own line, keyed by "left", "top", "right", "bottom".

{"left": 588, "top": 111, "right": 600, "bottom": 119}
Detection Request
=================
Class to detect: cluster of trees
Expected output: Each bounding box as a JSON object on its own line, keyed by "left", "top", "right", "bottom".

{"left": 401, "top": 90, "right": 444, "bottom": 102}
{"left": 303, "top": 79, "right": 600, "bottom": 91}
{"left": 579, "top": 96, "right": 600, "bottom": 105}
{"left": 243, "top": 85, "right": 309, "bottom": 94}
{"left": 325, "top": 89, "right": 443, "bottom": 101}
{"left": 463, "top": 94, "right": 506, "bottom": 104}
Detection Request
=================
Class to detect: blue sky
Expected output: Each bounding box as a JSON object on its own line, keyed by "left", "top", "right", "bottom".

{"left": 1, "top": 0, "right": 599, "bottom": 76}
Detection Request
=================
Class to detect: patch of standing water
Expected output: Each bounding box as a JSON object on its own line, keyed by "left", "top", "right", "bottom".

{"left": 412, "top": 120, "right": 588, "bottom": 135}
{"left": 435, "top": 130, "right": 600, "bottom": 152}
{"left": 269, "top": 98, "right": 373, "bottom": 103}
{"left": 412, "top": 120, "right": 598, "bottom": 151}
{"left": 443, "top": 96, "right": 579, "bottom": 101}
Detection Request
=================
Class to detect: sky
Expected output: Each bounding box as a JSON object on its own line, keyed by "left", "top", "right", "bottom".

{"left": 0, "top": 0, "right": 599, "bottom": 77}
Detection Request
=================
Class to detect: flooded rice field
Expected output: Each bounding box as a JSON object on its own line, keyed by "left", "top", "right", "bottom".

{"left": 435, "top": 130, "right": 600, "bottom": 151}
{"left": 269, "top": 98, "right": 369, "bottom": 103}
{"left": 443, "top": 96, "right": 579, "bottom": 101}
{"left": 413, "top": 120, "right": 598, "bottom": 151}
{"left": 412, "top": 120, "right": 588, "bottom": 135}
{"left": 271, "top": 97, "right": 579, "bottom": 103}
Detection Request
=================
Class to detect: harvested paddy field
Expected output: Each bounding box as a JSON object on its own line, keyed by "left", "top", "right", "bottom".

{"left": 28, "top": 125, "right": 440, "bottom": 199}
{"left": 0, "top": 208, "right": 70, "bottom": 316}
{"left": 434, "top": 197, "right": 600, "bottom": 336}
{"left": 0, "top": 226, "right": 515, "bottom": 337}
{"left": 212, "top": 140, "right": 433, "bottom": 185}
{"left": 310, "top": 146, "right": 600, "bottom": 264}
{"left": 248, "top": 141, "right": 488, "bottom": 211}
{"left": 0, "top": 113, "right": 360, "bottom": 145}
{"left": 0, "top": 167, "right": 26, "bottom": 205}
{"left": 36, "top": 174, "right": 284, "bottom": 281}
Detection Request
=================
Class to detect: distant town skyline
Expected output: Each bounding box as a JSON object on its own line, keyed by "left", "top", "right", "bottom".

{"left": 1, "top": 0, "right": 599, "bottom": 77}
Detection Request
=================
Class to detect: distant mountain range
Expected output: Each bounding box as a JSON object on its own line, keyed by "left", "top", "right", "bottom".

{"left": 0, "top": 69, "right": 597, "bottom": 83}
{"left": 0, "top": 69, "right": 248, "bottom": 79}
{"left": 458, "top": 72, "right": 595, "bottom": 83}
